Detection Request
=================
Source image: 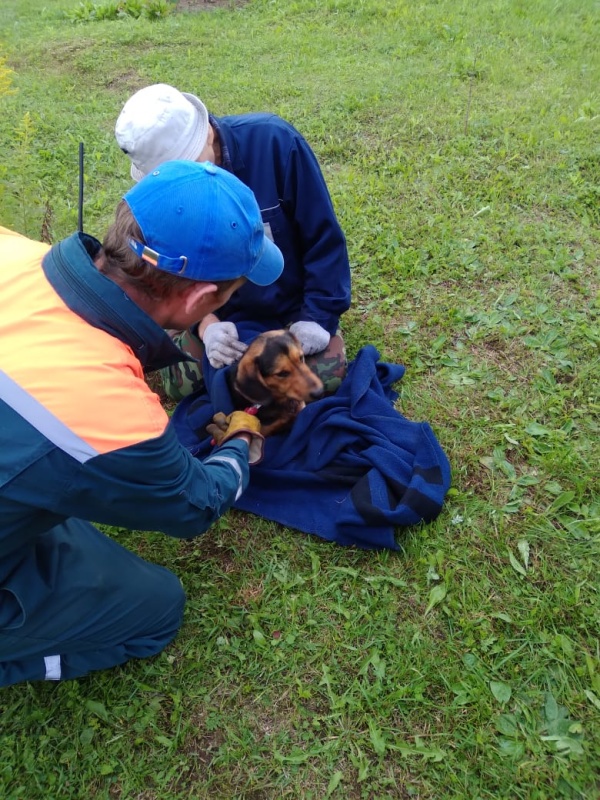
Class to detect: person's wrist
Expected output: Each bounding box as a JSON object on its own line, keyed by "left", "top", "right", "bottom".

{"left": 231, "top": 432, "right": 252, "bottom": 446}
{"left": 198, "top": 314, "right": 220, "bottom": 340}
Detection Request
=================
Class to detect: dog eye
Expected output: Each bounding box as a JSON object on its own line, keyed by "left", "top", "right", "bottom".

{"left": 275, "top": 370, "right": 291, "bottom": 379}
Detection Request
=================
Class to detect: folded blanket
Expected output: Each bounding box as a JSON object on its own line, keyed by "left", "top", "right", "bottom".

{"left": 172, "top": 344, "right": 451, "bottom": 550}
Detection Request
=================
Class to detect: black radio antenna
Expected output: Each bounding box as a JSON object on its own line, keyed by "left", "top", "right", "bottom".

{"left": 77, "top": 141, "right": 84, "bottom": 233}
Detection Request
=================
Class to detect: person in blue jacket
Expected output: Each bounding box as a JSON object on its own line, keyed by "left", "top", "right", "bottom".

{"left": 115, "top": 83, "right": 352, "bottom": 400}
{"left": 0, "top": 160, "right": 283, "bottom": 687}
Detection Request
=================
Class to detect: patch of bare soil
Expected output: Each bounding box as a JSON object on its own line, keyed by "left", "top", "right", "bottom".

{"left": 175, "top": 0, "right": 249, "bottom": 11}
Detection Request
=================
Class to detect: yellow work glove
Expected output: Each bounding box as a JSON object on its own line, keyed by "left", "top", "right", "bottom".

{"left": 206, "top": 411, "right": 264, "bottom": 465}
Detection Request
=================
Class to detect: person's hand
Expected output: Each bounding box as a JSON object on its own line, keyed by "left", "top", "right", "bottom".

{"left": 289, "top": 321, "right": 331, "bottom": 355}
{"left": 202, "top": 322, "right": 248, "bottom": 368}
{"left": 207, "top": 411, "right": 264, "bottom": 465}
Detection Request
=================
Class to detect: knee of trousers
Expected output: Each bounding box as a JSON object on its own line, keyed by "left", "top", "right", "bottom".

{"left": 136, "top": 567, "right": 187, "bottom": 644}
{"left": 0, "top": 574, "right": 187, "bottom": 687}
{"left": 68, "top": 569, "right": 186, "bottom": 677}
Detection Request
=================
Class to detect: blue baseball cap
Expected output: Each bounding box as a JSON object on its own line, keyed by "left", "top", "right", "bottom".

{"left": 123, "top": 160, "right": 284, "bottom": 286}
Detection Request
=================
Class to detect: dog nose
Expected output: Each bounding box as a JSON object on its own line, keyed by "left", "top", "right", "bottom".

{"left": 310, "top": 386, "right": 324, "bottom": 400}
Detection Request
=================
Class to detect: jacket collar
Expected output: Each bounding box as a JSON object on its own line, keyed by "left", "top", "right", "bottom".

{"left": 210, "top": 114, "right": 244, "bottom": 174}
{"left": 42, "top": 232, "right": 192, "bottom": 373}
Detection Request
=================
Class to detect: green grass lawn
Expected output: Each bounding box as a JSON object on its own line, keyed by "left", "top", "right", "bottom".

{"left": 0, "top": 0, "right": 599, "bottom": 797}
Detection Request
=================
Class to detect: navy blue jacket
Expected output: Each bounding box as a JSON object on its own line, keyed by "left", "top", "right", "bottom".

{"left": 213, "top": 113, "right": 351, "bottom": 336}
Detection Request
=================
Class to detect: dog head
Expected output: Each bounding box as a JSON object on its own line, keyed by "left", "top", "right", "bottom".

{"left": 233, "top": 330, "right": 324, "bottom": 408}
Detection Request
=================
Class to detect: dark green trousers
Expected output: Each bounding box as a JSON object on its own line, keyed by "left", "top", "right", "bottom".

{"left": 0, "top": 519, "right": 185, "bottom": 687}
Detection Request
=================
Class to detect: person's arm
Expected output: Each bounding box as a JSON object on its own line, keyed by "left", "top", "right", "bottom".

{"left": 26, "top": 425, "right": 254, "bottom": 538}
{"left": 282, "top": 133, "right": 352, "bottom": 336}
{"left": 197, "top": 313, "right": 220, "bottom": 339}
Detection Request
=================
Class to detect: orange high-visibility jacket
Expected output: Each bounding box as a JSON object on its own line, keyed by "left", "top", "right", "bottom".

{"left": 0, "top": 227, "right": 248, "bottom": 562}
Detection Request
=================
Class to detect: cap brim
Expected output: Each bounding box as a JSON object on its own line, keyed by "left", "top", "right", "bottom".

{"left": 246, "top": 236, "right": 284, "bottom": 286}
{"left": 180, "top": 92, "right": 210, "bottom": 160}
{"left": 131, "top": 162, "right": 145, "bottom": 183}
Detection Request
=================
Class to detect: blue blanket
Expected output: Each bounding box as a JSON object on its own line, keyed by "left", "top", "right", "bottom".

{"left": 171, "top": 344, "right": 451, "bottom": 550}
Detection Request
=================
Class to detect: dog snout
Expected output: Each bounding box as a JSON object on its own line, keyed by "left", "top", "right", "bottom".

{"left": 310, "top": 384, "right": 324, "bottom": 401}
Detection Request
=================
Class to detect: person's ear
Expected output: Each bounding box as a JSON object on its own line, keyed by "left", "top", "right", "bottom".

{"left": 180, "top": 282, "right": 218, "bottom": 315}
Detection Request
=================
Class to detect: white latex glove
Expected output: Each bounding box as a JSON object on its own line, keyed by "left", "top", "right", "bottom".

{"left": 202, "top": 321, "right": 248, "bottom": 368}
{"left": 289, "top": 321, "right": 331, "bottom": 356}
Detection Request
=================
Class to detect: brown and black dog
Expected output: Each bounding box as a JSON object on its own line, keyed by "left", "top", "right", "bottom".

{"left": 228, "top": 330, "right": 324, "bottom": 436}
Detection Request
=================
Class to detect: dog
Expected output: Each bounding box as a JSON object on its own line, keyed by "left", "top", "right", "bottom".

{"left": 227, "top": 329, "right": 324, "bottom": 436}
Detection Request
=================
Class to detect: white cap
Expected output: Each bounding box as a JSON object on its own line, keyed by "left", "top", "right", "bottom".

{"left": 115, "top": 83, "right": 210, "bottom": 182}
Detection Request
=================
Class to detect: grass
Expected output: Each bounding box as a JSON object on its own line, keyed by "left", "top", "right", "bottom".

{"left": 0, "top": 0, "right": 599, "bottom": 797}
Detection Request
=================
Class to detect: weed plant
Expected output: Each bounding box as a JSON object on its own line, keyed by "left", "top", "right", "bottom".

{"left": 0, "top": 0, "right": 598, "bottom": 798}
{"left": 65, "top": 0, "right": 174, "bottom": 23}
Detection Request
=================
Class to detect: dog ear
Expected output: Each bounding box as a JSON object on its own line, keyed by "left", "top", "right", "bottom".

{"left": 236, "top": 356, "right": 274, "bottom": 404}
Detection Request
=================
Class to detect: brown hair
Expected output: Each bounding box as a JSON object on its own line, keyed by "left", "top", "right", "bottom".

{"left": 100, "top": 201, "right": 241, "bottom": 301}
